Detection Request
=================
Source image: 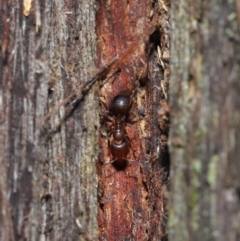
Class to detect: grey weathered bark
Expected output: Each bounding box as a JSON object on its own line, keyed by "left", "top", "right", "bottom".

{"left": 169, "top": 1, "right": 240, "bottom": 241}
{"left": 0, "top": 0, "right": 98, "bottom": 240}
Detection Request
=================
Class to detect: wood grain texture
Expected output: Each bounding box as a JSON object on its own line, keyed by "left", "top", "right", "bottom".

{"left": 0, "top": 0, "right": 98, "bottom": 240}
{"left": 169, "top": 1, "right": 240, "bottom": 240}
{"left": 96, "top": 0, "right": 170, "bottom": 240}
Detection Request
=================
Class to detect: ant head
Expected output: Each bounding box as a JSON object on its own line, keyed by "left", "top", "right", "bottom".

{"left": 110, "top": 94, "right": 132, "bottom": 116}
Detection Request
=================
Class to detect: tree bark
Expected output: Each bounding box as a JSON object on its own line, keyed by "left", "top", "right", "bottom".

{"left": 169, "top": 1, "right": 240, "bottom": 241}
{"left": 96, "top": 0, "right": 169, "bottom": 240}
{"left": 0, "top": 0, "right": 98, "bottom": 240}
{"left": 1, "top": 0, "right": 170, "bottom": 240}
{"left": 4, "top": 0, "right": 240, "bottom": 241}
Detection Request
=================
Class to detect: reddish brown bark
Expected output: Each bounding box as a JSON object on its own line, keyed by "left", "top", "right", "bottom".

{"left": 96, "top": 1, "right": 170, "bottom": 240}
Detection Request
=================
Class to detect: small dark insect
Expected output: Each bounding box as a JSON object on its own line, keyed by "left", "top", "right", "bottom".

{"left": 104, "top": 94, "right": 136, "bottom": 169}
{"left": 110, "top": 95, "right": 131, "bottom": 164}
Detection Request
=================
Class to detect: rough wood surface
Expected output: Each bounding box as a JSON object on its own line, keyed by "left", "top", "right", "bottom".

{"left": 169, "top": 1, "right": 240, "bottom": 240}
{"left": 0, "top": 0, "right": 98, "bottom": 240}
{"left": 96, "top": 0, "right": 170, "bottom": 240}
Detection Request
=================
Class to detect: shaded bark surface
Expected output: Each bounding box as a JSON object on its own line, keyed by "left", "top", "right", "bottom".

{"left": 0, "top": 0, "right": 98, "bottom": 240}
{"left": 169, "top": 1, "right": 240, "bottom": 241}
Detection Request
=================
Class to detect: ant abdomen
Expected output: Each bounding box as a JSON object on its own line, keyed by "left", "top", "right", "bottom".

{"left": 110, "top": 141, "right": 129, "bottom": 164}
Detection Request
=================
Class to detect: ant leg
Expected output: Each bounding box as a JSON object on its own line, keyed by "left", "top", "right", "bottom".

{"left": 99, "top": 98, "right": 115, "bottom": 136}
{"left": 126, "top": 88, "right": 141, "bottom": 124}
{"left": 124, "top": 158, "right": 140, "bottom": 179}
{"left": 125, "top": 159, "right": 138, "bottom": 165}
{"left": 102, "top": 159, "right": 116, "bottom": 182}
{"left": 124, "top": 131, "right": 138, "bottom": 160}
{"left": 103, "top": 159, "right": 116, "bottom": 167}
{"left": 124, "top": 129, "right": 143, "bottom": 177}
{"left": 100, "top": 69, "right": 120, "bottom": 86}
{"left": 127, "top": 110, "right": 140, "bottom": 124}
{"left": 99, "top": 98, "right": 112, "bottom": 121}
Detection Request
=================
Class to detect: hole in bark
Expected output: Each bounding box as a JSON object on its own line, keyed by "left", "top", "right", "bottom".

{"left": 138, "top": 106, "right": 146, "bottom": 118}
{"left": 139, "top": 77, "right": 148, "bottom": 86}
{"left": 99, "top": 202, "right": 104, "bottom": 211}
{"left": 153, "top": 204, "right": 156, "bottom": 211}
{"left": 48, "top": 87, "right": 54, "bottom": 96}
{"left": 151, "top": 0, "right": 157, "bottom": 8}
{"left": 40, "top": 193, "right": 52, "bottom": 204}
{"left": 149, "top": 30, "right": 160, "bottom": 52}
{"left": 161, "top": 151, "right": 170, "bottom": 182}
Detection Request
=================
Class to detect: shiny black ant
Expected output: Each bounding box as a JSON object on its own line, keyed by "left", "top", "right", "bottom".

{"left": 103, "top": 94, "right": 138, "bottom": 170}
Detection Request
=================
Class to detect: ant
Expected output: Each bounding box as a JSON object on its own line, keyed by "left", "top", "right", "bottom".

{"left": 103, "top": 94, "right": 138, "bottom": 171}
